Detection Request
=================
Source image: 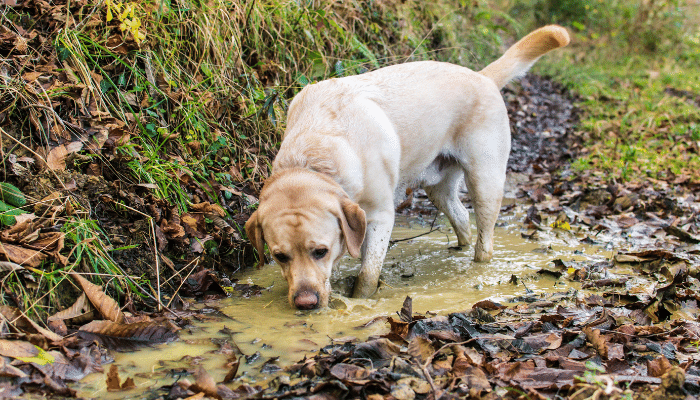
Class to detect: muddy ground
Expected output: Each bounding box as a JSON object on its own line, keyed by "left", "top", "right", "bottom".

{"left": 111, "top": 75, "right": 700, "bottom": 399}
{"left": 2, "top": 71, "right": 700, "bottom": 398}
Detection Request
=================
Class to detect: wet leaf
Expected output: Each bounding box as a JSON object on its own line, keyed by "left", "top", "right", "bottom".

{"left": 386, "top": 316, "right": 409, "bottom": 341}
{"left": 70, "top": 272, "right": 125, "bottom": 323}
{"left": 583, "top": 327, "right": 608, "bottom": 359}
{"left": 181, "top": 269, "right": 227, "bottom": 297}
{"left": 222, "top": 355, "right": 240, "bottom": 383}
{"left": 106, "top": 365, "right": 122, "bottom": 391}
{"left": 407, "top": 336, "right": 434, "bottom": 365}
{"left": 399, "top": 295, "right": 412, "bottom": 322}
{"left": 190, "top": 365, "right": 222, "bottom": 400}
{"left": 351, "top": 339, "right": 400, "bottom": 369}
{"left": 472, "top": 299, "right": 506, "bottom": 310}
{"left": 330, "top": 363, "right": 370, "bottom": 384}
{"left": 78, "top": 320, "right": 179, "bottom": 350}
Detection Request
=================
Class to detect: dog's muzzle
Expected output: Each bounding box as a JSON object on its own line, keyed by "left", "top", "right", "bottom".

{"left": 293, "top": 290, "right": 320, "bottom": 310}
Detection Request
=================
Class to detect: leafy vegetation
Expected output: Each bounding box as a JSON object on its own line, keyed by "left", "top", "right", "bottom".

{"left": 509, "top": 0, "right": 700, "bottom": 183}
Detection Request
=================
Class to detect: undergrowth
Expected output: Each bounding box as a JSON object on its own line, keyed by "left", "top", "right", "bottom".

{"left": 507, "top": 0, "right": 700, "bottom": 183}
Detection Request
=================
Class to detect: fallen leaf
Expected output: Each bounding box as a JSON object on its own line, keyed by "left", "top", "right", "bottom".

{"left": 70, "top": 273, "right": 125, "bottom": 323}
{"left": 407, "top": 336, "right": 434, "bottom": 365}
{"left": 0, "top": 242, "right": 48, "bottom": 268}
{"left": 47, "top": 293, "right": 97, "bottom": 325}
{"left": 0, "top": 305, "right": 63, "bottom": 342}
{"left": 189, "top": 365, "right": 222, "bottom": 400}
{"left": 0, "top": 339, "right": 38, "bottom": 359}
{"left": 46, "top": 142, "right": 83, "bottom": 170}
{"left": 78, "top": 320, "right": 179, "bottom": 350}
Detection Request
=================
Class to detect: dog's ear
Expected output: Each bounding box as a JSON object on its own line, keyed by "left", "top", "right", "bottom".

{"left": 245, "top": 210, "right": 266, "bottom": 268}
{"left": 339, "top": 198, "right": 366, "bottom": 258}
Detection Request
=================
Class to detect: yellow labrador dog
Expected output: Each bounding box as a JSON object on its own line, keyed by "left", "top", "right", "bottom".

{"left": 246, "top": 26, "right": 570, "bottom": 309}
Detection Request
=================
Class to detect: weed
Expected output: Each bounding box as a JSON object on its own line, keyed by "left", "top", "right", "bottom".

{"left": 62, "top": 217, "right": 143, "bottom": 297}
{"left": 506, "top": 0, "right": 700, "bottom": 183}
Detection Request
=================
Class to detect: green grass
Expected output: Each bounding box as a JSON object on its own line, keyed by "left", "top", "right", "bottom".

{"left": 41, "top": 0, "right": 518, "bottom": 211}
{"left": 511, "top": 0, "right": 700, "bottom": 183}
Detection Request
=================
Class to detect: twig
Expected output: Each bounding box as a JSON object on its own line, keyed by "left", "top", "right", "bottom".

{"left": 110, "top": 201, "right": 166, "bottom": 312}
{"left": 165, "top": 257, "right": 200, "bottom": 309}
{"left": 389, "top": 227, "right": 440, "bottom": 245}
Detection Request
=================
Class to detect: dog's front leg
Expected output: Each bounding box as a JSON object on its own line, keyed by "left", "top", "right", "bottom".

{"left": 352, "top": 209, "right": 394, "bottom": 298}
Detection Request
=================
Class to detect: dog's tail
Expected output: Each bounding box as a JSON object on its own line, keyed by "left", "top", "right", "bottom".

{"left": 479, "top": 25, "right": 570, "bottom": 89}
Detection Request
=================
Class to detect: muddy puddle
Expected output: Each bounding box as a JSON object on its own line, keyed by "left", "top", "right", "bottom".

{"left": 74, "top": 203, "right": 617, "bottom": 398}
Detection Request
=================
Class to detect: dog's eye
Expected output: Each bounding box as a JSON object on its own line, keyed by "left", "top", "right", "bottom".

{"left": 311, "top": 248, "right": 328, "bottom": 260}
{"left": 273, "top": 253, "right": 290, "bottom": 263}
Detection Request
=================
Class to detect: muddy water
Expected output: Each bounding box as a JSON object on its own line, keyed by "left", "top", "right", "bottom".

{"left": 76, "top": 207, "right": 612, "bottom": 398}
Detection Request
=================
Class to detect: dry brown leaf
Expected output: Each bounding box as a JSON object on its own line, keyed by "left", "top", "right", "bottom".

{"left": 190, "top": 202, "right": 225, "bottom": 217}
{"left": 407, "top": 336, "right": 434, "bottom": 365}
{"left": 0, "top": 339, "right": 38, "bottom": 359}
{"left": 648, "top": 355, "right": 673, "bottom": 377}
{"left": 0, "top": 305, "right": 63, "bottom": 342}
{"left": 45, "top": 142, "right": 83, "bottom": 170}
{"left": 329, "top": 363, "right": 370, "bottom": 384}
{"left": 0, "top": 261, "right": 24, "bottom": 274}
{"left": 0, "top": 242, "right": 48, "bottom": 268}
{"left": 70, "top": 273, "right": 125, "bottom": 323}
{"left": 78, "top": 320, "right": 179, "bottom": 350}
{"left": 48, "top": 319, "right": 67, "bottom": 336}
{"left": 160, "top": 219, "right": 185, "bottom": 238}
{"left": 47, "top": 293, "right": 97, "bottom": 325}
{"left": 583, "top": 327, "right": 608, "bottom": 359}
{"left": 0, "top": 356, "right": 28, "bottom": 378}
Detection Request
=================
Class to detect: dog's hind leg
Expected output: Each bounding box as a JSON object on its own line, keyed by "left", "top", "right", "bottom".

{"left": 460, "top": 127, "right": 509, "bottom": 263}
{"left": 424, "top": 164, "right": 472, "bottom": 247}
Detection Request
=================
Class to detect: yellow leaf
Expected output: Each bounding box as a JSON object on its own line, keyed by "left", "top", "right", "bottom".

{"left": 567, "top": 267, "right": 576, "bottom": 275}
{"left": 17, "top": 346, "right": 55, "bottom": 366}
{"left": 550, "top": 220, "right": 571, "bottom": 230}
{"left": 106, "top": 7, "right": 113, "bottom": 22}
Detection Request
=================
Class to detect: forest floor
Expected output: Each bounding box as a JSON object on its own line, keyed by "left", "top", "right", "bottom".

{"left": 5, "top": 73, "right": 698, "bottom": 399}
{"left": 1, "top": 1, "right": 699, "bottom": 398}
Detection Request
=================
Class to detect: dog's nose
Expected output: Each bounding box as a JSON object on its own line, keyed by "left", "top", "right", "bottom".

{"left": 293, "top": 290, "right": 320, "bottom": 309}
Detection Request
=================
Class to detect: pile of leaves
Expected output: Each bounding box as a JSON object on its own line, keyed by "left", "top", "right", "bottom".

{"left": 0, "top": 271, "right": 180, "bottom": 397}
{"left": 156, "top": 286, "right": 700, "bottom": 400}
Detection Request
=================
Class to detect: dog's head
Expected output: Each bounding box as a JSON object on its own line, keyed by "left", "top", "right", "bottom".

{"left": 245, "top": 169, "right": 366, "bottom": 309}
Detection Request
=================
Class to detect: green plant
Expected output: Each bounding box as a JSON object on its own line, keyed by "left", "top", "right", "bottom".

{"left": 62, "top": 217, "right": 143, "bottom": 297}
{"left": 0, "top": 182, "right": 26, "bottom": 207}
{"left": 0, "top": 201, "right": 25, "bottom": 226}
